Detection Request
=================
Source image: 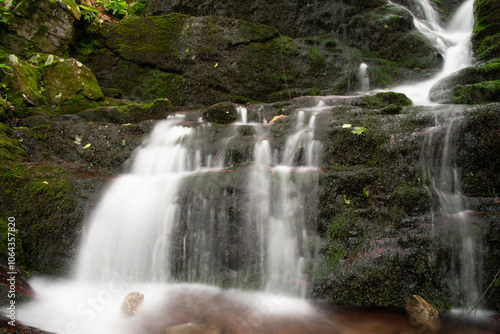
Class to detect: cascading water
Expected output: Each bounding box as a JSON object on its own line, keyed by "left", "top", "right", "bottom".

{"left": 390, "top": 0, "right": 475, "bottom": 104}
{"left": 249, "top": 110, "right": 323, "bottom": 297}
{"left": 359, "top": 63, "right": 369, "bottom": 93}
{"left": 419, "top": 106, "right": 484, "bottom": 309}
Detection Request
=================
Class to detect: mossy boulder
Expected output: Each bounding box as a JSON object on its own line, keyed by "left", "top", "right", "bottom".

{"left": 359, "top": 92, "right": 413, "bottom": 109}
{"left": 2, "top": 54, "right": 44, "bottom": 109}
{"left": 429, "top": 59, "right": 500, "bottom": 103}
{"left": 77, "top": 98, "right": 174, "bottom": 124}
{"left": 472, "top": 0, "right": 500, "bottom": 61}
{"left": 7, "top": 0, "right": 79, "bottom": 55}
{"left": 42, "top": 58, "right": 104, "bottom": 108}
{"left": 203, "top": 102, "right": 238, "bottom": 124}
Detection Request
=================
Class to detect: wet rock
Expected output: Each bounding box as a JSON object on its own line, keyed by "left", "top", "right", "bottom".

{"left": 203, "top": 102, "right": 238, "bottom": 124}
{"left": 165, "top": 323, "right": 221, "bottom": 334}
{"left": 405, "top": 295, "right": 440, "bottom": 333}
{"left": 121, "top": 292, "right": 144, "bottom": 316}
{"left": 8, "top": 0, "right": 79, "bottom": 55}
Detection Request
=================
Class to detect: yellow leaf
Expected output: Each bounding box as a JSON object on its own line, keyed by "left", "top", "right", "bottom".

{"left": 82, "top": 143, "right": 91, "bottom": 149}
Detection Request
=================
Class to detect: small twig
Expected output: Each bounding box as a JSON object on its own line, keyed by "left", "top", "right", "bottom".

{"left": 210, "top": 149, "right": 221, "bottom": 168}
{"left": 466, "top": 268, "right": 500, "bottom": 316}
{"left": 280, "top": 52, "right": 291, "bottom": 100}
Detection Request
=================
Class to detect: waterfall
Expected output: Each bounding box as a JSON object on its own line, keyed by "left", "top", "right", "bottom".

{"left": 248, "top": 111, "right": 323, "bottom": 296}
{"left": 390, "top": 0, "right": 475, "bottom": 104}
{"left": 359, "top": 63, "right": 369, "bottom": 93}
{"left": 419, "top": 106, "right": 484, "bottom": 308}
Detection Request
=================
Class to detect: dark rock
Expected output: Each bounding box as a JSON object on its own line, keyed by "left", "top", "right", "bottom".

{"left": 202, "top": 102, "right": 238, "bottom": 124}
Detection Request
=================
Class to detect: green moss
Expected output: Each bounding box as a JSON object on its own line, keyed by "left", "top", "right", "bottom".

{"left": 306, "top": 46, "right": 325, "bottom": 72}
{"left": 0, "top": 217, "right": 27, "bottom": 270}
{"left": 391, "top": 184, "right": 432, "bottom": 215}
{"left": 360, "top": 92, "right": 413, "bottom": 109}
{"left": 107, "top": 13, "right": 187, "bottom": 60}
{"left": 327, "top": 216, "right": 349, "bottom": 267}
{"left": 473, "top": 0, "right": 500, "bottom": 61}
{"left": 29, "top": 124, "right": 54, "bottom": 141}
{"left": 145, "top": 69, "right": 185, "bottom": 105}
{"left": 450, "top": 80, "right": 500, "bottom": 104}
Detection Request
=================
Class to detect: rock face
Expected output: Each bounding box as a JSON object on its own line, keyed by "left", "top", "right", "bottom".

{"left": 121, "top": 292, "right": 144, "bottom": 316}
{"left": 472, "top": 0, "right": 500, "bottom": 61}
{"left": 405, "top": 295, "right": 440, "bottom": 333}
{"left": 7, "top": 0, "right": 80, "bottom": 55}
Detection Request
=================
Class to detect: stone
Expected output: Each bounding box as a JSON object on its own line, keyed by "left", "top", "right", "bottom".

{"left": 8, "top": 0, "right": 79, "bottom": 54}
{"left": 121, "top": 292, "right": 144, "bottom": 316}
{"left": 165, "top": 323, "right": 221, "bottom": 334}
{"left": 202, "top": 102, "right": 238, "bottom": 124}
{"left": 42, "top": 58, "right": 104, "bottom": 104}
{"left": 405, "top": 295, "right": 440, "bottom": 333}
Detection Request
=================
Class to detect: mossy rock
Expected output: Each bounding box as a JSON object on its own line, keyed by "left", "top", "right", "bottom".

{"left": 2, "top": 54, "right": 44, "bottom": 110}
{"left": 472, "top": 0, "right": 500, "bottom": 61}
{"left": 448, "top": 80, "right": 500, "bottom": 104}
{"left": 429, "top": 58, "right": 500, "bottom": 103}
{"left": 360, "top": 92, "right": 413, "bottom": 109}
{"left": 78, "top": 98, "right": 173, "bottom": 124}
{"left": 202, "top": 102, "right": 238, "bottom": 124}
{"left": 457, "top": 104, "right": 500, "bottom": 197}
{"left": 42, "top": 58, "right": 104, "bottom": 105}
{"left": 7, "top": 0, "right": 78, "bottom": 55}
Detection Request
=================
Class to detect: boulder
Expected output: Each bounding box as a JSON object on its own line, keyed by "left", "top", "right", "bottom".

{"left": 165, "top": 323, "right": 221, "bottom": 334}
{"left": 121, "top": 292, "right": 144, "bottom": 316}
{"left": 3, "top": 54, "right": 45, "bottom": 108}
{"left": 202, "top": 102, "right": 238, "bottom": 124}
{"left": 8, "top": 0, "right": 80, "bottom": 55}
{"left": 42, "top": 58, "right": 104, "bottom": 105}
{"left": 405, "top": 295, "right": 440, "bottom": 333}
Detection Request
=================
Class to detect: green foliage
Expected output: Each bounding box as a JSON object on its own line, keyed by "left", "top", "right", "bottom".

{"left": 306, "top": 46, "right": 325, "bottom": 71}
{"left": 104, "top": 0, "right": 128, "bottom": 19}
{"left": 79, "top": 5, "right": 99, "bottom": 23}
{"left": 0, "top": 0, "right": 10, "bottom": 25}
{"left": 130, "top": 0, "right": 146, "bottom": 16}
{"left": 351, "top": 127, "right": 366, "bottom": 135}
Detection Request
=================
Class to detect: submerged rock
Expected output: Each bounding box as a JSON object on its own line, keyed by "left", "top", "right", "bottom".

{"left": 203, "top": 102, "right": 238, "bottom": 124}
{"left": 165, "top": 323, "right": 221, "bottom": 334}
{"left": 121, "top": 292, "right": 144, "bottom": 316}
{"left": 405, "top": 295, "right": 440, "bottom": 333}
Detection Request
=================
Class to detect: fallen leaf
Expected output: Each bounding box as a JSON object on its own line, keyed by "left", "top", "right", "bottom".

{"left": 342, "top": 124, "right": 352, "bottom": 128}
{"left": 82, "top": 143, "right": 91, "bottom": 149}
{"left": 269, "top": 115, "right": 285, "bottom": 124}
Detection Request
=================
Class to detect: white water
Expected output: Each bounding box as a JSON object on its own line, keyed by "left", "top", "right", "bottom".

{"left": 390, "top": 0, "right": 475, "bottom": 105}
{"left": 420, "top": 106, "right": 484, "bottom": 308}
{"left": 359, "top": 63, "right": 369, "bottom": 93}
{"left": 249, "top": 110, "right": 323, "bottom": 296}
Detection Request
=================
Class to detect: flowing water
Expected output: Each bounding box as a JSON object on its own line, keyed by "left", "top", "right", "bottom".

{"left": 419, "top": 106, "right": 484, "bottom": 309}
{"left": 390, "top": 0, "right": 475, "bottom": 104}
